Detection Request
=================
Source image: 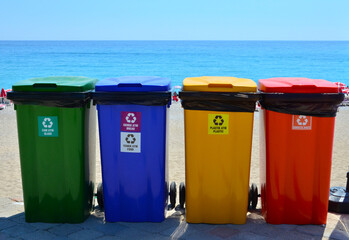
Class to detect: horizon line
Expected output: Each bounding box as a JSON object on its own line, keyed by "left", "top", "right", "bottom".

{"left": 1, "top": 39, "right": 349, "bottom": 42}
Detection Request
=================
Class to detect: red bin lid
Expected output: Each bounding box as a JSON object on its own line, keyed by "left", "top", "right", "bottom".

{"left": 258, "top": 77, "right": 340, "bottom": 93}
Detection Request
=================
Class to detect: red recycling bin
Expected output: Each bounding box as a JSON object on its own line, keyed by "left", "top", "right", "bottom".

{"left": 258, "top": 77, "right": 343, "bottom": 224}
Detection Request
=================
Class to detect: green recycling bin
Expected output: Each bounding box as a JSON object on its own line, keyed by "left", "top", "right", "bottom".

{"left": 7, "top": 76, "right": 97, "bottom": 223}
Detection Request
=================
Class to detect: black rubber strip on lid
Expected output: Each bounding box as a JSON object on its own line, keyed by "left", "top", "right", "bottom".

{"left": 92, "top": 91, "right": 171, "bottom": 106}
{"left": 259, "top": 93, "right": 344, "bottom": 117}
{"left": 179, "top": 91, "right": 260, "bottom": 112}
{"left": 6, "top": 91, "right": 92, "bottom": 108}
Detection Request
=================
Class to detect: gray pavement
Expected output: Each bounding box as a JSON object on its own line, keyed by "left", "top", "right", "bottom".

{"left": 0, "top": 199, "right": 349, "bottom": 240}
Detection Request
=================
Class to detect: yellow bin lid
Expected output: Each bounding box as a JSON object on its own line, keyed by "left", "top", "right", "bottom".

{"left": 183, "top": 76, "right": 257, "bottom": 92}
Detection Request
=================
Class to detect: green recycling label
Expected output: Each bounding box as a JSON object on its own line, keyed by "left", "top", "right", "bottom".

{"left": 208, "top": 114, "right": 229, "bottom": 135}
{"left": 38, "top": 116, "right": 58, "bottom": 137}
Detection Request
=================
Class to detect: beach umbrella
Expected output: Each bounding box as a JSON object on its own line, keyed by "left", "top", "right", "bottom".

{"left": 339, "top": 87, "right": 349, "bottom": 93}
{"left": 0, "top": 88, "right": 6, "bottom": 98}
{"left": 342, "top": 89, "right": 349, "bottom": 94}
{"left": 334, "top": 82, "right": 347, "bottom": 87}
{"left": 5, "top": 89, "right": 11, "bottom": 97}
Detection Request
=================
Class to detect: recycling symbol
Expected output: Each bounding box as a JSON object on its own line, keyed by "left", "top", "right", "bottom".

{"left": 126, "top": 113, "right": 137, "bottom": 123}
{"left": 125, "top": 134, "right": 136, "bottom": 144}
{"left": 213, "top": 115, "right": 224, "bottom": 126}
{"left": 297, "top": 115, "right": 308, "bottom": 126}
{"left": 42, "top": 118, "right": 53, "bottom": 128}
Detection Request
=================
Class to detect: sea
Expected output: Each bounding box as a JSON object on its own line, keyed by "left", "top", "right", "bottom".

{"left": 0, "top": 41, "right": 348, "bottom": 89}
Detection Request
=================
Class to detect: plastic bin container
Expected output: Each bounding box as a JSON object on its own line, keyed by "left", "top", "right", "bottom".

{"left": 258, "top": 77, "right": 344, "bottom": 224}
{"left": 7, "top": 76, "right": 97, "bottom": 223}
{"left": 179, "top": 76, "right": 259, "bottom": 224}
{"left": 93, "top": 76, "right": 171, "bottom": 222}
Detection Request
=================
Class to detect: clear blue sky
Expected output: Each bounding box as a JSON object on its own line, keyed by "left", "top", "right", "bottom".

{"left": 1, "top": 0, "right": 348, "bottom": 40}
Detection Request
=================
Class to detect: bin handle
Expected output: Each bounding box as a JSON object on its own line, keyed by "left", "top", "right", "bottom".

{"left": 208, "top": 83, "right": 233, "bottom": 88}
{"left": 33, "top": 83, "right": 57, "bottom": 89}
{"left": 171, "top": 85, "right": 182, "bottom": 102}
{"left": 118, "top": 83, "right": 142, "bottom": 88}
{"left": 291, "top": 84, "right": 316, "bottom": 89}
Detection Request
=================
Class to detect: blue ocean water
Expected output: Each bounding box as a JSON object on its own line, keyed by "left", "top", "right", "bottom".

{"left": 0, "top": 41, "right": 348, "bottom": 89}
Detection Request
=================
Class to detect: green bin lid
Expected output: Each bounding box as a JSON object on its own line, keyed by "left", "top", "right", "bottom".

{"left": 12, "top": 76, "right": 98, "bottom": 92}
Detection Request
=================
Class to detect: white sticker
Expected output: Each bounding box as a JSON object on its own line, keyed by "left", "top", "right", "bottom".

{"left": 120, "top": 132, "right": 141, "bottom": 153}
{"left": 292, "top": 115, "right": 312, "bottom": 130}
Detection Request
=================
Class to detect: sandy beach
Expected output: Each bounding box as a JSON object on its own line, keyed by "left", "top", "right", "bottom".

{"left": 1, "top": 102, "right": 349, "bottom": 202}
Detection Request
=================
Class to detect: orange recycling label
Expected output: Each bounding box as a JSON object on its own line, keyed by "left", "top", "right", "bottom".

{"left": 292, "top": 115, "right": 312, "bottom": 130}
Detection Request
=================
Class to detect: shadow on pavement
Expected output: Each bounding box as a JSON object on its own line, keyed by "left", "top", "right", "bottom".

{"left": 1, "top": 205, "right": 347, "bottom": 240}
{"left": 329, "top": 214, "right": 349, "bottom": 239}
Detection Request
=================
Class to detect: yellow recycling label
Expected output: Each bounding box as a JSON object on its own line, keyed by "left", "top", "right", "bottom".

{"left": 208, "top": 114, "right": 229, "bottom": 135}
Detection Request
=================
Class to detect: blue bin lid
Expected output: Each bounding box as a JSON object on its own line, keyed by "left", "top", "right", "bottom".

{"left": 95, "top": 76, "right": 171, "bottom": 92}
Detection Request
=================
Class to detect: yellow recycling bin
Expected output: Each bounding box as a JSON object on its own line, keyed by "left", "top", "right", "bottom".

{"left": 179, "top": 76, "right": 258, "bottom": 224}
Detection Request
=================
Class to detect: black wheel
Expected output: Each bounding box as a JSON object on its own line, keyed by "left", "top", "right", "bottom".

{"left": 248, "top": 186, "right": 253, "bottom": 210}
{"left": 250, "top": 183, "right": 258, "bottom": 210}
{"left": 97, "top": 183, "right": 104, "bottom": 209}
{"left": 169, "top": 182, "right": 177, "bottom": 208}
{"left": 179, "top": 182, "right": 185, "bottom": 208}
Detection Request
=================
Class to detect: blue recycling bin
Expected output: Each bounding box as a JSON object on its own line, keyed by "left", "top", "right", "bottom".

{"left": 94, "top": 76, "right": 171, "bottom": 222}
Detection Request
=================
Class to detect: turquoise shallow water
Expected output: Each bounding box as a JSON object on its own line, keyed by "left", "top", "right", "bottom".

{"left": 0, "top": 41, "right": 348, "bottom": 89}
